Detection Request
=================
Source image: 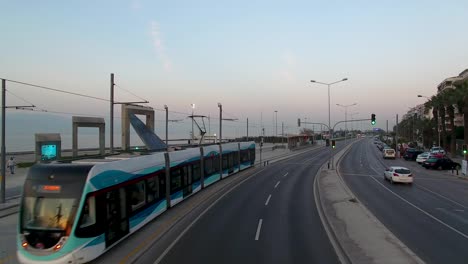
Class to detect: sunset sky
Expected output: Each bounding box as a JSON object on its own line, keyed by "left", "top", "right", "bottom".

{"left": 1, "top": 0, "right": 468, "bottom": 142}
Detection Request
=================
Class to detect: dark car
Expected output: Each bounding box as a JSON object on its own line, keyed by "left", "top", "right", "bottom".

{"left": 403, "top": 148, "right": 424, "bottom": 161}
{"left": 422, "top": 157, "right": 461, "bottom": 170}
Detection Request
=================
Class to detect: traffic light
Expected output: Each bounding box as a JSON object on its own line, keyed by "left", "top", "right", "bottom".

{"left": 326, "top": 139, "right": 330, "bottom": 147}
{"left": 298, "top": 118, "right": 301, "bottom": 127}
{"left": 332, "top": 140, "right": 336, "bottom": 149}
{"left": 463, "top": 144, "right": 467, "bottom": 155}
{"left": 371, "top": 114, "right": 376, "bottom": 125}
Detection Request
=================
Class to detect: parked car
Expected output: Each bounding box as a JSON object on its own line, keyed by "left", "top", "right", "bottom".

{"left": 383, "top": 148, "right": 396, "bottom": 159}
{"left": 403, "top": 148, "right": 424, "bottom": 161}
{"left": 430, "top": 146, "right": 446, "bottom": 155}
{"left": 422, "top": 157, "right": 460, "bottom": 170}
{"left": 416, "top": 152, "right": 430, "bottom": 164}
{"left": 383, "top": 166, "right": 413, "bottom": 184}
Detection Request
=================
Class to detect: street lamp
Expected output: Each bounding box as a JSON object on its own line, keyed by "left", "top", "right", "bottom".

{"left": 336, "top": 103, "right": 357, "bottom": 144}
{"left": 311, "top": 78, "right": 348, "bottom": 169}
{"left": 191, "top": 103, "right": 195, "bottom": 141}
{"left": 274, "top": 110, "right": 278, "bottom": 139}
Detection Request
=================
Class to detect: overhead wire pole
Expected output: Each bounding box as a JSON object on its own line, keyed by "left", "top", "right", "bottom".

{"left": 1, "top": 79, "right": 5, "bottom": 203}
{"left": 1, "top": 79, "right": 36, "bottom": 203}
{"left": 247, "top": 118, "right": 249, "bottom": 141}
{"left": 110, "top": 73, "right": 115, "bottom": 153}
{"left": 165, "top": 105, "right": 169, "bottom": 150}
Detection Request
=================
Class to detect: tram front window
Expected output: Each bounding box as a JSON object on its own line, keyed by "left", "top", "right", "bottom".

{"left": 21, "top": 197, "right": 78, "bottom": 249}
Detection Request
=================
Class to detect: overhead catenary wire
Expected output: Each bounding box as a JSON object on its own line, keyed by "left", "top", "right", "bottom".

{"left": 114, "top": 84, "right": 148, "bottom": 103}
{"left": 5, "top": 89, "right": 35, "bottom": 107}
{"left": 3, "top": 78, "right": 110, "bottom": 102}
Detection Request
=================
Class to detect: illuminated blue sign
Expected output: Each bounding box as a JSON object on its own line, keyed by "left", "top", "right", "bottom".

{"left": 41, "top": 144, "right": 57, "bottom": 161}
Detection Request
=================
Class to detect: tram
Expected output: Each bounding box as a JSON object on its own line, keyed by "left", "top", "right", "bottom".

{"left": 17, "top": 142, "right": 255, "bottom": 264}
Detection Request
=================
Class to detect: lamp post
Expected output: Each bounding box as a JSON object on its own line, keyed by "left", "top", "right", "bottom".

{"left": 274, "top": 110, "right": 278, "bottom": 141}
{"left": 218, "top": 103, "right": 222, "bottom": 144}
{"left": 191, "top": 103, "right": 195, "bottom": 142}
{"left": 418, "top": 94, "right": 438, "bottom": 147}
{"left": 350, "top": 112, "right": 359, "bottom": 134}
{"left": 336, "top": 103, "right": 357, "bottom": 144}
{"left": 311, "top": 78, "right": 348, "bottom": 169}
{"left": 164, "top": 105, "right": 168, "bottom": 150}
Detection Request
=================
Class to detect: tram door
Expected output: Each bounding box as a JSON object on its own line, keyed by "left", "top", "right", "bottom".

{"left": 105, "top": 188, "right": 129, "bottom": 247}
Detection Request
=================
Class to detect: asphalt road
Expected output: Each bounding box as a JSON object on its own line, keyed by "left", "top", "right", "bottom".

{"left": 136, "top": 143, "right": 346, "bottom": 264}
{"left": 340, "top": 138, "right": 468, "bottom": 264}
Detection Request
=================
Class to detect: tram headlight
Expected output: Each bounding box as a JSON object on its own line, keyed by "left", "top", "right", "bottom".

{"left": 21, "top": 241, "right": 28, "bottom": 248}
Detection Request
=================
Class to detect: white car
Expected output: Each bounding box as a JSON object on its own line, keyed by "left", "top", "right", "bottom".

{"left": 383, "top": 148, "right": 396, "bottom": 159}
{"left": 430, "top": 146, "right": 446, "bottom": 155}
{"left": 384, "top": 166, "right": 413, "bottom": 184}
{"left": 416, "top": 152, "right": 430, "bottom": 164}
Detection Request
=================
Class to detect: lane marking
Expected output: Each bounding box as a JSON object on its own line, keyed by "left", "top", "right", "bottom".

{"left": 455, "top": 209, "right": 465, "bottom": 212}
{"left": 274, "top": 181, "right": 280, "bottom": 188}
{"left": 367, "top": 175, "right": 468, "bottom": 240}
{"left": 265, "top": 194, "right": 272, "bottom": 206}
{"left": 341, "top": 173, "right": 373, "bottom": 177}
{"left": 152, "top": 167, "right": 268, "bottom": 264}
{"left": 283, "top": 172, "right": 288, "bottom": 177}
{"left": 415, "top": 183, "right": 468, "bottom": 209}
{"left": 255, "top": 219, "right": 263, "bottom": 241}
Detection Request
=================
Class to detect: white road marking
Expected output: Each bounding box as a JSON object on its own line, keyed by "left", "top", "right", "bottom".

{"left": 153, "top": 168, "right": 267, "bottom": 264}
{"left": 415, "top": 183, "right": 468, "bottom": 209}
{"left": 255, "top": 219, "right": 263, "bottom": 241}
{"left": 368, "top": 176, "right": 468, "bottom": 240}
{"left": 265, "top": 194, "right": 272, "bottom": 206}
{"left": 454, "top": 209, "right": 465, "bottom": 212}
{"left": 274, "top": 181, "right": 281, "bottom": 188}
{"left": 283, "top": 172, "right": 289, "bottom": 177}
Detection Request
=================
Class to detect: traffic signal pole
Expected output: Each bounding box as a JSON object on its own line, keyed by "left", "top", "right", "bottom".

{"left": 299, "top": 118, "right": 373, "bottom": 170}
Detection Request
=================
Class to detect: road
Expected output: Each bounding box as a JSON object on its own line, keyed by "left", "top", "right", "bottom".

{"left": 340, "top": 138, "right": 468, "bottom": 264}
{"left": 135, "top": 143, "right": 344, "bottom": 264}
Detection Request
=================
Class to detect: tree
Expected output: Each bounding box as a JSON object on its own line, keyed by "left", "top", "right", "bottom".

{"left": 453, "top": 80, "right": 468, "bottom": 160}
{"left": 440, "top": 90, "right": 456, "bottom": 155}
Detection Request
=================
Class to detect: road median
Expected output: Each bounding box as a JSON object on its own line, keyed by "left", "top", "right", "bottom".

{"left": 315, "top": 140, "right": 425, "bottom": 264}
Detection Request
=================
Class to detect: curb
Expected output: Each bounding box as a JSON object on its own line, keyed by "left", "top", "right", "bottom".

{"left": 315, "top": 139, "right": 425, "bottom": 264}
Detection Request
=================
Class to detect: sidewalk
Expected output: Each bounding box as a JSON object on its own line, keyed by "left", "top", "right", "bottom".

{"left": 316, "top": 141, "right": 424, "bottom": 264}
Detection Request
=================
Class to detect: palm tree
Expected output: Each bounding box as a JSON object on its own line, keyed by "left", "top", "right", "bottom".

{"left": 439, "top": 90, "right": 457, "bottom": 156}
{"left": 425, "top": 95, "right": 443, "bottom": 147}
{"left": 453, "top": 80, "right": 468, "bottom": 160}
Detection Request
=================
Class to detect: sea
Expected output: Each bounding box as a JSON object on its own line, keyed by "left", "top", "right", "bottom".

{"left": 1, "top": 111, "right": 249, "bottom": 152}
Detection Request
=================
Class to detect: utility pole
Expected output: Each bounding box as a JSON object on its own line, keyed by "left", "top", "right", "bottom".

{"left": 386, "top": 120, "right": 388, "bottom": 141}
{"left": 164, "top": 105, "right": 168, "bottom": 150}
{"left": 218, "top": 103, "right": 222, "bottom": 144}
{"left": 247, "top": 118, "right": 249, "bottom": 141}
{"left": 396, "top": 114, "right": 399, "bottom": 157}
{"left": 1, "top": 79, "right": 5, "bottom": 203}
{"left": 110, "top": 73, "right": 114, "bottom": 153}
{"left": 282, "top": 122, "right": 284, "bottom": 145}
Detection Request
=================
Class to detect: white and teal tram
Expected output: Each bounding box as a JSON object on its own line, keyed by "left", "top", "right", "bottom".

{"left": 17, "top": 142, "right": 255, "bottom": 264}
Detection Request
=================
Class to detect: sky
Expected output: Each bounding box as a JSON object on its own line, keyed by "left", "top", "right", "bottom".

{"left": 1, "top": 0, "right": 468, "bottom": 149}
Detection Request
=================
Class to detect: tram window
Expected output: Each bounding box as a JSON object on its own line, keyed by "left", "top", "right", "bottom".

{"left": 240, "top": 150, "right": 247, "bottom": 163}
{"left": 170, "top": 168, "right": 182, "bottom": 192}
{"left": 146, "top": 176, "right": 159, "bottom": 203}
{"left": 192, "top": 163, "right": 201, "bottom": 182}
{"left": 233, "top": 152, "right": 239, "bottom": 166}
{"left": 250, "top": 149, "right": 255, "bottom": 161}
{"left": 129, "top": 181, "right": 146, "bottom": 211}
{"left": 79, "top": 196, "right": 96, "bottom": 228}
{"left": 204, "top": 158, "right": 214, "bottom": 175}
{"left": 222, "top": 155, "right": 228, "bottom": 170}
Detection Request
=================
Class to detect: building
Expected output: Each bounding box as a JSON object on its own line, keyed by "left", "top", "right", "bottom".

{"left": 436, "top": 69, "right": 468, "bottom": 129}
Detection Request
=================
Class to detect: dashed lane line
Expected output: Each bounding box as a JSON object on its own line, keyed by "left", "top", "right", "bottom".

{"left": 255, "top": 219, "right": 263, "bottom": 241}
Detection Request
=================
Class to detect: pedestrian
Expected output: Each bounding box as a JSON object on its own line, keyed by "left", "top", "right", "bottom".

{"left": 7, "top": 157, "right": 16, "bottom": 174}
